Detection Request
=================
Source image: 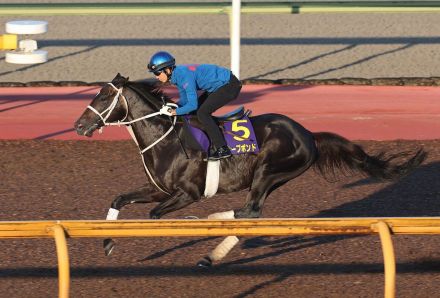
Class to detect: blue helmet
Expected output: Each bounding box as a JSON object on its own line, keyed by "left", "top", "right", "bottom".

{"left": 147, "top": 51, "right": 175, "bottom": 73}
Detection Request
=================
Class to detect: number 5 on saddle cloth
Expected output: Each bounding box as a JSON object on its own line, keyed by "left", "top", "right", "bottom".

{"left": 183, "top": 106, "right": 260, "bottom": 156}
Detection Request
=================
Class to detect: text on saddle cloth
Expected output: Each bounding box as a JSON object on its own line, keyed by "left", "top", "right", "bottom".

{"left": 184, "top": 114, "right": 260, "bottom": 155}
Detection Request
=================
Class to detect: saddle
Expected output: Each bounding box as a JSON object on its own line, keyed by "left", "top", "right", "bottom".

{"left": 181, "top": 106, "right": 259, "bottom": 156}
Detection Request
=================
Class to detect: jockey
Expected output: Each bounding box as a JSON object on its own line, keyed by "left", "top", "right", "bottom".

{"left": 148, "top": 51, "right": 242, "bottom": 160}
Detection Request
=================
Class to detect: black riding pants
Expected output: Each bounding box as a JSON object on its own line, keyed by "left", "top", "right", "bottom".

{"left": 197, "top": 73, "right": 242, "bottom": 149}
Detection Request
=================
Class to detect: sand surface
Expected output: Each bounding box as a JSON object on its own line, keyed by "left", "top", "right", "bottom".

{"left": 2, "top": 12, "right": 440, "bottom": 82}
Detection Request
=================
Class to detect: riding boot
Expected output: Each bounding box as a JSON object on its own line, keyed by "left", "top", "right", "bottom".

{"left": 208, "top": 145, "right": 232, "bottom": 161}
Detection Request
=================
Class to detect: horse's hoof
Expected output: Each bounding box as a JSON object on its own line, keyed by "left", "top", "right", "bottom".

{"left": 103, "top": 238, "right": 115, "bottom": 256}
{"left": 197, "top": 256, "right": 212, "bottom": 268}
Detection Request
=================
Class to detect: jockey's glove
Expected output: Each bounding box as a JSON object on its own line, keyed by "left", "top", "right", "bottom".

{"left": 159, "top": 105, "right": 173, "bottom": 116}
{"left": 166, "top": 102, "right": 177, "bottom": 108}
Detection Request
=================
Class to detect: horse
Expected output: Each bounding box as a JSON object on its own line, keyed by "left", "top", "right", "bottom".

{"left": 74, "top": 73, "right": 427, "bottom": 267}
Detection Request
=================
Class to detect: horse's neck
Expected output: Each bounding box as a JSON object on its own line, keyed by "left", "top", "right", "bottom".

{"left": 125, "top": 90, "right": 174, "bottom": 151}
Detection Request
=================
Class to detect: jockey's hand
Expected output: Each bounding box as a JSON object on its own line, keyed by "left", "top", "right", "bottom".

{"left": 165, "top": 103, "right": 178, "bottom": 116}
{"left": 159, "top": 105, "right": 173, "bottom": 116}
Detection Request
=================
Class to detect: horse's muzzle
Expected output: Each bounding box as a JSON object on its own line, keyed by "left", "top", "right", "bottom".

{"left": 74, "top": 121, "right": 99, "bottom": 137}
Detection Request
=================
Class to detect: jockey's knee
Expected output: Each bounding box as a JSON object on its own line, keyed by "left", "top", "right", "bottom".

{"left": 196, "top": 108, "right": 209, "bottom": 120}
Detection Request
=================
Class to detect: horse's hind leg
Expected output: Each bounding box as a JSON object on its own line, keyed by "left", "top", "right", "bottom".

{"left": 104, "top": 184, "right": 168, "bottom": 256}
{"left": 235, "top": 156, "right": 314, "bottom": 219}
{"left": 198, "top": 159, "right": 314, "bottom": 266}
{"left": 197, "top": 210, "right": 238, "bottom": 267}
{"left": 149, "top": 187, "right": 200, "bottom": 219}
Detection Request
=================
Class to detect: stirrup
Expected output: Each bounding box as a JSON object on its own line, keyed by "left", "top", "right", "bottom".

{"left": 207, "top": 146, "right": 232, "bottom": 161}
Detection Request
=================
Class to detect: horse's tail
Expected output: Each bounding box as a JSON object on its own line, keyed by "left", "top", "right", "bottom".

{"left": 312, "top": 132, "right": 427, "bottom": 181}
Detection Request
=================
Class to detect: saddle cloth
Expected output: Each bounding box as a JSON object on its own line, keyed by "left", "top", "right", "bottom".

{"left": 183, "top": 107, "right": 260, "bottom": 155}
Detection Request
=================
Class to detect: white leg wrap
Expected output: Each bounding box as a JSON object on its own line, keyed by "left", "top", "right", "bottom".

{"left": 208, "top": 210, "right": 235, "bottom": 220}
{"left": 204, "top": 160, "right": 220, "bottom": 198}
{"left": 209, "top": 236, "right": 240, "bottom": 261}
{"left": 106, "top": 208, "right": 119, "bottom": 220}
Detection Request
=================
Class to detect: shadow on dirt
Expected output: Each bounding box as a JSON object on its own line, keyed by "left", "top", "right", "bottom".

{"left": 313, "top": 160, "right": 440, "bottom": 218}
{"left": 2, "top": 258, "right": 440, "bottom": 279}
{"left": 137, "top": 236, "right": 219, "bottom": 262}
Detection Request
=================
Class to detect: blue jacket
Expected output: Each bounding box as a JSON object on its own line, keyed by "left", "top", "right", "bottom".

{"left": 170, "top": 64, "right": 231, "bottom": 115}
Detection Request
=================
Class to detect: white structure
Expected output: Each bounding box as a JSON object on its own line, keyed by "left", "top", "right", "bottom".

{"left": 5, "top": 20, "right": 48, "bottom": 64}
{"left": 230, "top": 0, "right": 241, "bottom": 79}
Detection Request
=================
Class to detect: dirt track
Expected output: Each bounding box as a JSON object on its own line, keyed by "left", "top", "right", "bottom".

{"left": 1, "top": 139, "right": 440, "bottom": 297}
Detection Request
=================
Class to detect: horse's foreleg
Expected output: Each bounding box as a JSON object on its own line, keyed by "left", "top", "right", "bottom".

{"left": 104, "top": 184, "right": 168, "bottom": 256}
{"left": 197, "top": 210, "right": 238, "bottom": 267}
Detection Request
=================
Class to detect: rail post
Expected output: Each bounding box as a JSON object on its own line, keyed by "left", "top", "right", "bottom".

{"left": 374, "top": 221, "right": 396, "bottom": 298}
{"left": 49, "top": 224, "right": 70, "bottom": 298}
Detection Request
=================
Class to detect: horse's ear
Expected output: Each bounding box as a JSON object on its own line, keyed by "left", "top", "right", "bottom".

{"left": 121, "top": 76, "right": 129, "bottom": 86}
{"left": 111, "top": 73, "right": 121, "bottom": 83}
{"left": 111, "top": 73, "right": 128, "bottom": 88}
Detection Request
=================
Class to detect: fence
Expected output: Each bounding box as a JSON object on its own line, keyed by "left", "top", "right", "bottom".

{"left": 2, "top": 2, "right": 440, "bottom": 15}
{"left": 2, "top": 217, "right": 440, "bottom": 298}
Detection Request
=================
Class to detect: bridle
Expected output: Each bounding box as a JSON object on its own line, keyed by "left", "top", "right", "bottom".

{"left": 86, "top": 83, "right": 177, "bottom": 154}
{"left": 87, "top": 83, "right": 129, "bottom": 126}
{"left": 86, "top": 82, "right": 177, "bottom": 195}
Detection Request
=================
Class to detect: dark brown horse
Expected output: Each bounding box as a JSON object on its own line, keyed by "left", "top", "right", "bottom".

{"left": 74, "top": 73, "right": 427, "bottom": 266}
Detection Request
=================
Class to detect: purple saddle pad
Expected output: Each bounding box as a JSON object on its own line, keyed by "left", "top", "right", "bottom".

{"left": 184, "top": 115, "right": 260, "bottom": 155}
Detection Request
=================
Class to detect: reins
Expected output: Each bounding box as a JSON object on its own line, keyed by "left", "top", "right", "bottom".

{"left": 87, "top": 83, "right": 177, "bottom": 195}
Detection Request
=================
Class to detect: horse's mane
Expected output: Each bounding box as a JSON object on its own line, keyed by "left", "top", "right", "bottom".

{"left": 127, "top": 80, "right": 171, "bottom": 110}
{"left": 110, "top": 74, "right": 171, "bottom": 110}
